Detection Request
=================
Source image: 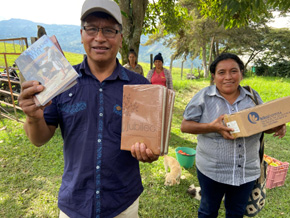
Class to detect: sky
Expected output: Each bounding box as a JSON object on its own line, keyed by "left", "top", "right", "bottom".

{"left": 1, "top": 0, "right": 84, "bottom": 25}
{"left": 1, "top": 0, "right": 289, "bottom": 28}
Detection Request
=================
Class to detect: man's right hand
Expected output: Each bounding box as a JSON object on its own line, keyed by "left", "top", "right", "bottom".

{"left": 19, "top": 80, "right": 55, "bottom": 146}
{"left": 18, "top": 81, "right": 51, "bottom": 120}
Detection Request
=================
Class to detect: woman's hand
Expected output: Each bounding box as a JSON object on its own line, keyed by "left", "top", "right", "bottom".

{"left": 265, "top": 124, "right": 287, "bottom": 138}
{"left": 181, "top": 115, "right": 235, "bottom": 140}
{"left": 130, "top": 142, "right": 159, "bottom": 163}
{"left": 210, "top": 115, "right": 235, "bottom": 140}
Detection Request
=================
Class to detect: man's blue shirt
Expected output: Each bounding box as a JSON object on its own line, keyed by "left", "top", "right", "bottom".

{"left": 44, "top": 58, "right": 149, "bottom": 218}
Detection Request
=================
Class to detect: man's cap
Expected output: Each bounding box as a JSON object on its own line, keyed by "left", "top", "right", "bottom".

{"left": 81, "top": 0, "right": 122, "bottom": 25}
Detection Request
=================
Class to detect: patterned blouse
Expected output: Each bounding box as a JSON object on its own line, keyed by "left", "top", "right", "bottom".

{"left": 146, "top": 67, "right": 173, "bottom": 90}
{"left": 123, "top": 63, "right": 144, "bottom": 76}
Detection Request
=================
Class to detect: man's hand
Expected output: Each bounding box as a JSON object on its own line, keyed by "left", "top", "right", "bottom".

{"left": 131, "top": 142, "right": 159, "bottom": 163}
{"left": 18, "top": 80, "right": 51, "bottom": 120}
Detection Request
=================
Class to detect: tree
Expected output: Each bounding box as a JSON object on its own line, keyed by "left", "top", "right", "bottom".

{"left": 118, "top": 0, "right": 148, "bottom": 64}
{"left": 117, "top": 0, "right": 189, "bottom": 64}
{"left": 198, "top": 0, "right": 290, "bottom": 29}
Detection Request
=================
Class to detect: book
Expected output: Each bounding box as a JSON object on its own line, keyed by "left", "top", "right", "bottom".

{"left": 121, "top": 85, "right": 175, "bottom": 155}
{"left": 15, "top": 35, "right": 78, "bottom": 106}
{"left": 49, "top": 35, "right": 65, "bottom": 56}
{"left": 162, "top": 89, "right": 175, "bottom": 155}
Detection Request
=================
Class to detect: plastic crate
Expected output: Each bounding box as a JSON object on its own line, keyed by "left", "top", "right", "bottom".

{"left": 266, "top": 157, "right": 289, "bottom": 189}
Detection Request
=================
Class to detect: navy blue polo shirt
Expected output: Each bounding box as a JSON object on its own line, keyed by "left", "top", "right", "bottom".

{"left": 44, "top": 58, "right": 150, "bottom": 218}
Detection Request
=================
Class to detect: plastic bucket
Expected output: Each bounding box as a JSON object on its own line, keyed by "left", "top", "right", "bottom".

{"left": 175, "top": 147, "right": 196, "bottom": 169}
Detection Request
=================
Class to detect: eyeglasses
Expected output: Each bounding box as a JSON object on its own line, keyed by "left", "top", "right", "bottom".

{"left": 82, "top": 26, "right": 121, "bottom": 38}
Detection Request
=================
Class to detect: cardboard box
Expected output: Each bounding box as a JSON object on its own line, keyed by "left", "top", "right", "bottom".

{"left": 224, "top": 96, "right": 290, "bottom": 138}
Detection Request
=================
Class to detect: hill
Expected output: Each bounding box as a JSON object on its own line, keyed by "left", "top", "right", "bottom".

{"left": 0, "top": 18, "right": 201, "bottom": 68}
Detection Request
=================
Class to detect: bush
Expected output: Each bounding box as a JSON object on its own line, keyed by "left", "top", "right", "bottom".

{"left": 254, "top": 59, "right": 290, "bottom": 77}
{"left": 270, "top": 61, "right": 290, "bottom": 77}
{"left": 254, "top": 60, "right": 270, "bottom": 76}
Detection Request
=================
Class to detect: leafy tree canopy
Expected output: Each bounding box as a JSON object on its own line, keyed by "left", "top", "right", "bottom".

{"left": 198, "top": 0, "right": 290, "bottom": 28}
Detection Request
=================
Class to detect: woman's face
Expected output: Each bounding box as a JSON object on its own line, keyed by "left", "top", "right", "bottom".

{"left": 154, "top": 60, "right": 163, "bottom": 69}
{"left": 212, "top": 59, "right": 243, "bottom": 96}
{"left": 128, "top": 53, "right": 136, "bottom": 65}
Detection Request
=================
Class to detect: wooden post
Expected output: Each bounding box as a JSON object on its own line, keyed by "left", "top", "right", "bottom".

{"left": 181, "top": 61, "right": 184, "bottom": 79}
{"left": 30, "top": 37, "right": 38, "bottom": 44}
{"left": 150, "top": 54, "right": 153, "bottom": 69}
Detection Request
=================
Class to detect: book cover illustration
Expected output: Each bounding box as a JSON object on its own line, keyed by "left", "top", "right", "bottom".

{"left": 121, "top": 85, "right": 167, "bottom": 155}
{"left": 15, "top": 35, "right": 78, "bottom": 106}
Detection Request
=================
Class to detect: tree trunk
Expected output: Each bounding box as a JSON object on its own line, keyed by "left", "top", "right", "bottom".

{"left": 181, "top": 60, "right": 184, "bottom": 79}
{"left": 170, "top": 55, "right": 174, "bottom": 73}
{"left": 202, "top": 43, "right": 208, "bottom": 78}
{"left": 215, "top": 41, "right": 220, "bottom": 57}
{"left": 119, "top": 0, "right": 149, "bottom": 65}
{"left": 190, "top": 62, "right": 193, "bottom": 74}
{"left": 209, "top": 37, "right": 215, "bottom": 85}
{"left": 208, "top": 36, "right": 215, "bottom": 67}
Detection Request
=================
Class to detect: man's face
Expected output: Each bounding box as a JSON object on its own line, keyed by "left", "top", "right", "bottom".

{"left": 81, "top": 15, "right": 122, "bottom": 66}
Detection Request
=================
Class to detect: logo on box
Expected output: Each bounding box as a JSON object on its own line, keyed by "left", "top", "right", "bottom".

{"left": 248, "top": 112, "right": 260, "bottom": 124}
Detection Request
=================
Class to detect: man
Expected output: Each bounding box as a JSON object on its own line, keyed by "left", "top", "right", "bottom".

{"left": 18, "top": 0, "right": 158, "bottom": 217}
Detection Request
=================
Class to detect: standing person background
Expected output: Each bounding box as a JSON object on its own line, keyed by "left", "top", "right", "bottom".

{"left": 18, "top": 0, "right": 159, "bottom": 217}
{"left": 180, "top": 53, "right": 286, "bottom": 218}
{"left": 123, "top": 49, "right": 144, "bottom": 76}
{"left": 146, "top": 53, "right": 173, "bottom": 90}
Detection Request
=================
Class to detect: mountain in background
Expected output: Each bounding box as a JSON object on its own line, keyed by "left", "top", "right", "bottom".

{"left": 0, "top": 18, "right": 201, "bottom": 68}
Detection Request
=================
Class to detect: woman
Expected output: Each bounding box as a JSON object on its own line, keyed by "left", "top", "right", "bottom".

{"left": 147, "top": 53, "right": 173, "bottom": 90}
{"left": 180, "top": 53, "right": 286, "bottom": 218}
{"left": 123, "top": 49, "right": 144, "bottom": 76}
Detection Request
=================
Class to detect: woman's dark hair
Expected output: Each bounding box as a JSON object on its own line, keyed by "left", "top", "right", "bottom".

{"left": 210, "top": 53, "right": 244, "bottom": 74}
{"left": 128, "top": 49, "right": 137, "bottom": 58}
{"left": 128, "top": 49, "right": 137, "bottom": 64}
{"left": 154, "top": 53, "right": 163, "bottom": 63}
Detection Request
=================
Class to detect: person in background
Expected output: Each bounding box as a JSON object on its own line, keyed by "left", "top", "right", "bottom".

{"left": 123, "top": 49, "right": 144, "bottom": 76}
{"left": 18, "top": 0, "right": 159, "bottom": 217}
{"left": 180, "top": 53, "right": 286, "bottom": 218}
{"left": 146, "top": 53, "right": 173, "bottom": 90}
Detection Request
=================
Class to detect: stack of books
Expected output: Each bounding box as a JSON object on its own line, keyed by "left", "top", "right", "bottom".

{"left": 121, "top": 85, "right": 175, "bottom": 155}
{"left": 15, "top": 35, "right": 78, "bottom": 106}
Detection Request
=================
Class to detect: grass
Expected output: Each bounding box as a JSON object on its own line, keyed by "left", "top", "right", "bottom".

{"left": 1, "top": 59, "right": 290, "bottom": 217}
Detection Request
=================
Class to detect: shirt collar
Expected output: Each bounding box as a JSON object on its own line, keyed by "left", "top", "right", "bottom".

{"left": 79, "top": 57, "right": 130, "bottom": 82}
{"left": 207, "top": 85, "right": 251, "bottom": 102}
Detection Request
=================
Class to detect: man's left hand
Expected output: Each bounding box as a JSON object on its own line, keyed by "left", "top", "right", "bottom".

{"left": 131, "top": 142, "right": 159, "bottom": 163}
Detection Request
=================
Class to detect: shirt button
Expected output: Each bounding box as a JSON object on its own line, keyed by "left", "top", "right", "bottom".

{"left": 231, "top": 108, "right": 235, "bottom": 111}
{"left": 69, "top": 93, "right": 73, "bottom": 97}
{"left": 99, "top": 113, "right": 103, "bottom": 117}
{"left": 238, "top": 144, "right": 242, "bottom": 147}
{"left": 239, "top": 155, "right": 242, "bottom": 158}
{"left": 96, "top": 191, "right": 99, "bottom": 194}
{"left": 99, "top": 88, "right": 103, "bottom": 92}
{"left": 238, "top": 165, "right": 241, "bottom": 167}
{"left": 96, "top": 165, "right": 100, "bottom": 169}
{"left": 98, "top": 139, "right": 101, "bottom": 143}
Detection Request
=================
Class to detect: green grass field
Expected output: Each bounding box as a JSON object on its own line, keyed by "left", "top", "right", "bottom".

{"left": 1, "top": 56, "right": 290, "bottom": 217}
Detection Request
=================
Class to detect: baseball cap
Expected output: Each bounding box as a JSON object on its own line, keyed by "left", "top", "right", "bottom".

{"left": 81, "top": 0, "right": 122, "bottom": 25}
